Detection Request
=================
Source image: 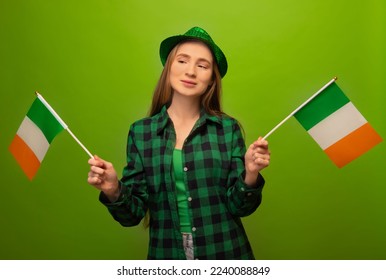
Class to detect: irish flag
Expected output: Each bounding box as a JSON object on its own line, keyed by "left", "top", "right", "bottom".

{"left": 9, "top": 94, "right": 66, "bottom": 180}
{"left": 294, "top": 81, "right": 382, "bottom": 168}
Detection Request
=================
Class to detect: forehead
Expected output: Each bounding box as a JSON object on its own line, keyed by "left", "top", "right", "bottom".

{"left": 175, "top": 41, "right": 213, "bottom": 62}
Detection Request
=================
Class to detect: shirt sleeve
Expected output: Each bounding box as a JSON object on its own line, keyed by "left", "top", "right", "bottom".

{"left": 99, "top": 126, "right": 148, "bottom": 227}
{"left": 225, "top": 120, "right": 265, "bottom": 217}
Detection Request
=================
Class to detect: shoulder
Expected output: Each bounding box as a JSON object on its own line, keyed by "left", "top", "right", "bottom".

{"left": 220, "top": 114, "right": 238, "bottom": 125}
{"left": 218, "top": 113, "right": 242, "bottom": 131}
{"left": 130, "top": 116, "right": 153, "bottom": 130}
{"left": 218, "top": 114, "right": 245, "bottom": 143}
{"left": 129, "top": 108, "right": 168, "bottom": 136}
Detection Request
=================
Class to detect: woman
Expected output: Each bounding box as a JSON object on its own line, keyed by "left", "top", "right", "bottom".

{"left": 88, "top": 26, "right": 270, "bottom": 260}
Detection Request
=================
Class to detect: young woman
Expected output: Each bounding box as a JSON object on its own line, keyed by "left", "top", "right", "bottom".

{"left": 87, "top": 27, "right": 271, "bottom": 260}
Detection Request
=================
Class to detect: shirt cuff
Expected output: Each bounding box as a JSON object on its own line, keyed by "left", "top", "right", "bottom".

{"left": 238, "top": 173, "right": 264, "bottom": 198}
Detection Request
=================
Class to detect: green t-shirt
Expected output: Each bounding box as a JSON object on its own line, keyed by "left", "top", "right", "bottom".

{"left": 173, "top": 149, "right": 192, "bottom": 233}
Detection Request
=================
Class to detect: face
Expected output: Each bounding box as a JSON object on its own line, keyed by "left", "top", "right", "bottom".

{"left": 169, "top": 41, "right": 214, "bottom": 99}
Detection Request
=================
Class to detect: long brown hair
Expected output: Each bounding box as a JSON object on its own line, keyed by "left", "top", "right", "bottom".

{"left": 148, "top": 40, "right": 224, "bottom": 117}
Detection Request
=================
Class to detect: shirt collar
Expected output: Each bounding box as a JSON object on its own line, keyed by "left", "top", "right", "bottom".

{"left": 155, "top": 105, "right": 223, "bottom": 135}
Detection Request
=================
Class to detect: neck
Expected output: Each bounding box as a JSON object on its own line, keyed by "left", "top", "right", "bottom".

{"left": 168, "top": 94, "right": 201, "bottom": 121}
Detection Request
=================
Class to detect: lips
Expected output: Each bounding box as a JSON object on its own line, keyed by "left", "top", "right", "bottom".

{"left": 181, "top": 80, "right": 197, "bottom": 87}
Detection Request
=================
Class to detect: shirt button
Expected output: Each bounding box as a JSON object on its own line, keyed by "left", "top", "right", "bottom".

{"left": 188, "top": 197, "right": 192, "bottom": 201}
{"left": 247, "top": 192, "right": 253, "bottom": 196}
{"left": 183, "top": 167, "right": 188, "bottom": 172}
{"left": 240, "top": 187, "right": 245, "bottom": 191}
{"left": 192, "top": 227, "right": 196, "bottom": 232}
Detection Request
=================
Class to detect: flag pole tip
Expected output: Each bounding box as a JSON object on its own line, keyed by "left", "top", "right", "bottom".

{"left": 333, "top": 76, "right": 338, "bottom": 81}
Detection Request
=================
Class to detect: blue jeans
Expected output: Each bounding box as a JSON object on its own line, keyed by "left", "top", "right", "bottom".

{"left": 182, "top": 233, "right": 194, "bottom": 260}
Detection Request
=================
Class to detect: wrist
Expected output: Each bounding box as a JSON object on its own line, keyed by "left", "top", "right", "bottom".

{"left": 103, "top": 180, "right": 121, "bottom": 202}
{"left": 244, "top": 171, "right": 259, "bottom": 187}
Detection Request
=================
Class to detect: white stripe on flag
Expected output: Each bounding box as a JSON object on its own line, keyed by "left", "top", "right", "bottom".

{"left": 16, "top": 116, "right": 50, "bottom": 162}
{"left": 308, "top": 102, "right": 367, "bottom": 149}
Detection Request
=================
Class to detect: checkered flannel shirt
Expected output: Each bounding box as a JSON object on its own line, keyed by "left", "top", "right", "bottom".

{"left": 100, "top": 105, "right": 265, "bottom": 259}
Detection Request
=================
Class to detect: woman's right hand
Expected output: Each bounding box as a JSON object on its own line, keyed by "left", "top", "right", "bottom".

{"left": 88, "top": 155, "right": 120, "bottom": 202}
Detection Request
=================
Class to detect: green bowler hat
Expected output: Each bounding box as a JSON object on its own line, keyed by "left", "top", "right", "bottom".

{"left": 159, "top": 26, "right": 228, "bottom": 78}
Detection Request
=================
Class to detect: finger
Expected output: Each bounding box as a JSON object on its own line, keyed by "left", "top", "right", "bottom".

{"left": 253, "top": 155, "right": 270, "bottom": 162}
{"left": 87, "top": 175, "right": 102, "bottom": 186}
{"left": 256, "top": 147, "right": 267, "bottom": 154}
{"left": 254, "top": 157, "right": 270, "bottom": 166}
{"left": 94, "top": 155, "right": 114, "bottom": 170}
{"left": 88, "top": 170, "right": 102, "bottom": 180}
{"left": 256, "top": 139, "right": 268, "bottom": 148}
{"left": 90, "top": 165, "right": 105, "bottom": 175}
{"left": 88, "top": 155, "right": 107, "bottom": 167}
{"left": 256, "top": 150, "right": 271, "bottom": 158}
{"left": 88, "top": 158, "right": 104, "bottom": 168}
{"left": 251, "top": 138, "right": 268, "bottom": 148}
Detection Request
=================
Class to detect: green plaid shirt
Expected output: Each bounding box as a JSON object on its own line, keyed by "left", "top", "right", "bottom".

{"left": 100, "top": 105, "right": 265, "bottom": 259}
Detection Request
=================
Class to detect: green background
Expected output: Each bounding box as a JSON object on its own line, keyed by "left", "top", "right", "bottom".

{"left": 0, "top": 0, "right": 385, "bottom": 260}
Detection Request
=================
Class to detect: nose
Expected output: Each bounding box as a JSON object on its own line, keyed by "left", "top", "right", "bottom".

{"left": 185, "top": 63, "right": 196, "bottom": 77}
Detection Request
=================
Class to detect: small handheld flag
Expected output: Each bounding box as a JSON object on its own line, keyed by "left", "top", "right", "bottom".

{"left": 9, "top": 93, "right": 93, "bottom": 180}
{"left": 264, "top": 78, "right": 382, "bottom": 168}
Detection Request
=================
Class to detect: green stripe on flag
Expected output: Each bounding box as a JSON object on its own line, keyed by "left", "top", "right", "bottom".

{"left": 26, "top": 98, "right": 65, "bottom": 143}
{"left": 294, "top": 82, "right": 350, "bottom": 130}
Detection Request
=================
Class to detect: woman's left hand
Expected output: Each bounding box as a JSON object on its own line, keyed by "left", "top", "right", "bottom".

{"left": 244, "top": 137, "right": 270, "bottom": 185}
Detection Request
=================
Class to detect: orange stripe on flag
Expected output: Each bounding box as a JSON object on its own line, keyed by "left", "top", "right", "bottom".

{"left": 324, "top": 123, "right": 382, "bottom": 168}
{"left": 9, "top": 134, "right": 41, "bottom": 180}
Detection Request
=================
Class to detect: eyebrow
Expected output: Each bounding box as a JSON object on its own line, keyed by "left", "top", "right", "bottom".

{"left": 176, "top": 53, "right": 212, "bottom": 65}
